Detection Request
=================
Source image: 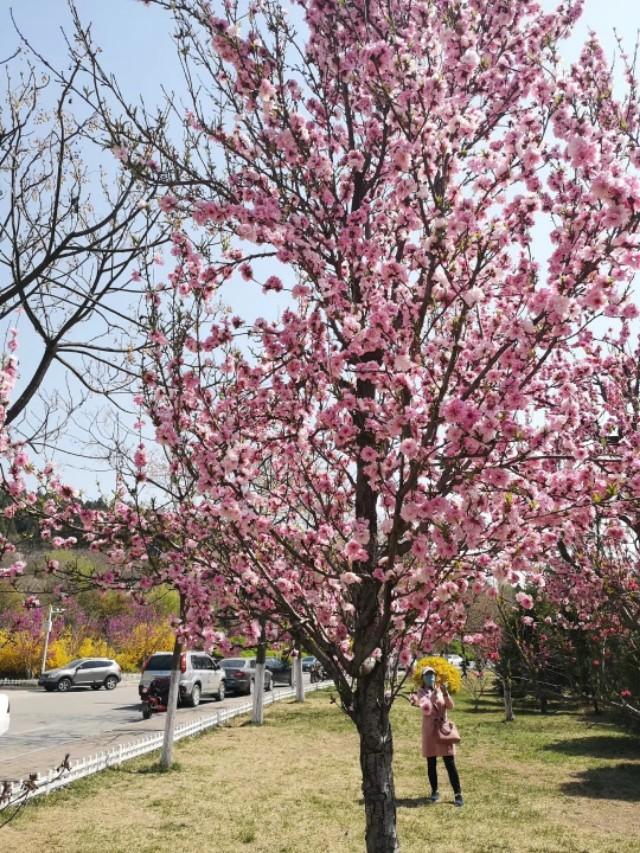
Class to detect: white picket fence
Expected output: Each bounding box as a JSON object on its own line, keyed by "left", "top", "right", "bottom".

{"left": 0, "top": 680, "right": 328, "bottom": 810}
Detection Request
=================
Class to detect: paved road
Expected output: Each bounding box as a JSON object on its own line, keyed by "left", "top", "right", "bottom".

{"left": 0, "top": 678, "right": 307, "bottom": 782}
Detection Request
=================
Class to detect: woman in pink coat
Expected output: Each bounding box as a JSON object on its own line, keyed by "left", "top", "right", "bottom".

{"left": 412, "top": 666, "right": 464, "bottom": 806}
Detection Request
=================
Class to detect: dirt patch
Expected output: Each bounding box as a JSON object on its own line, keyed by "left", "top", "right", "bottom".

{"left": 552, "top": 797, "right": 640, "bottom": 837}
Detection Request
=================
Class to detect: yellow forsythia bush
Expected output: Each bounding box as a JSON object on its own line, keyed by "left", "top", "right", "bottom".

{"left": 47, "top": 634, "right": 117, "bottom": 669}
{"left": 0, "top": 629, "right": 43, "bottom": 677}
{"left": 412, "top": 655, "right": 462, "bottom": 693}
{"left": 115, "top": 622, "right": 176, "bottom": 672}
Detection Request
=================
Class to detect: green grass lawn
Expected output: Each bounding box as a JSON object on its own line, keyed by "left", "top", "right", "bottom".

{"left": 2, "top": 686, "right": 639, "bottom": 852}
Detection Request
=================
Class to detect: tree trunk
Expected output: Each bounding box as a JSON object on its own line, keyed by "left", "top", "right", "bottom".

{"left": 355, "top": 664, "right": 399, "bottom": 853}
{"left": 160, "top": 634, "right": 183, "bottom": 769}
{"left": 40, "top": 605, "right": 53, "bottom": 675}
{"left": 294, "top": 653, "right": 304, "bottom": 702}
{"left": 252, "top": 632, "right": 267, "bottom": 725}
{"left": 503, "top": 677, "right": 515, "bottom": 722}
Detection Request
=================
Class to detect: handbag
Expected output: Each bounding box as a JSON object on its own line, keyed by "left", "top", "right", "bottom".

{"left": 433, "top": 711, "right": 461, "bottom": 745}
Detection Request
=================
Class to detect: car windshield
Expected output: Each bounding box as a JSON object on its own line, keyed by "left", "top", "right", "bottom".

{"left": 145, "top": 654, "right": 174, "bottom": 671}
{"left": 63, "top": 659, "right": 84, "bottom": 669}
{"left": 221, "top": 659, "right": 245, "bottom": 668}
{"left": 303, "top": 657, "right": 315, "bottom": 662}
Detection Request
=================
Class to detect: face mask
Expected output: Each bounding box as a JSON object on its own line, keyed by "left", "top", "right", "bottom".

{"left": 423, "top": 674, "right": 435, "bottom": 687}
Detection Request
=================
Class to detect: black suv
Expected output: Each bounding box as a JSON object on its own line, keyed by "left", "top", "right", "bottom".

{"left": 264, "top": 657, "right": 293, "bottom": 686}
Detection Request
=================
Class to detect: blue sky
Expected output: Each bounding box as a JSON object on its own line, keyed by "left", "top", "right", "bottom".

{"left": 1, "top": 0, "right": 639, "bottom": 495}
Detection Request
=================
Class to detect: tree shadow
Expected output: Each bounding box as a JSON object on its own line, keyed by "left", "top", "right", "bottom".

{"left": 395, "top": 796, "right": 429, "bottom": 808}
{"left": 465, "top": 698, "right": 502, "bottom": 709}
{"left": 466, "top": 696, "right": 579, "bottom": 716}
{"left": 561, "top": 764, "right": 640, "bottom": 801}
{"left": 464, "top": 704, "right": 505, "bottom": 714}
{"left": 117, "top": 760, "right": 184, "bottom": 776}
{"left": 545, "top": 736, "right": 640, "bottom": 761}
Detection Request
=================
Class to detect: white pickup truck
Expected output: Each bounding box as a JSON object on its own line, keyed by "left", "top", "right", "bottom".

{"left": 0, "top": 693, "right": 9, "bottom": 736}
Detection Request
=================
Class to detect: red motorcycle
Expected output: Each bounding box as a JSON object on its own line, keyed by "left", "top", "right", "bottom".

{"left": 140, "top": 676, "right": 172, "bottom": 719}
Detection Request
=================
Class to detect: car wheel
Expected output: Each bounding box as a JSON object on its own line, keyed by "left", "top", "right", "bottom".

{"left": 216, "top": 681, "right": 226, "bottom": 702}
{"left": 245, "top": 680, "right": 252, "bottom": 696}
{"left": 266, "top": 677, "right": 272, "bottom": 692}
{"left": 142, "top": 703, "right": 152, "bottom": 720}
{"left": 57, "top": 677, "right": 72, "bottom": 692}
{"left": 91, "top": 684, "right": 101, "bottom": 691}
{"left": 188, "top": 683, "right": 201, "bottom": 707}
{"left": 104, "top": 676, "right": 118, "bottom": 691}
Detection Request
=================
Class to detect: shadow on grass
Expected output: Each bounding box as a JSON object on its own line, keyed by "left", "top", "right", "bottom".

{"left": 545, "top": 736, "right": 640, "bottom": 761}
{"left": 463, "top": 704, "right": 506, "bottom": 715}
{"left": 463, "top": 696, "right": 580, "bottom": 715}
{"left": 118, "top": 761, "right": 183, "bottom": 775}
{"left": 395, "top": 796, "right": 429, "bottom": 808}
{"left": 561, "top": 764, "right": 640, "bottom": 801}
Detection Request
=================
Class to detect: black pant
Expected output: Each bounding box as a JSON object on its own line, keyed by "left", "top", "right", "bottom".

{"left": 427, "top": 755, "right": 461, "bottom": 795}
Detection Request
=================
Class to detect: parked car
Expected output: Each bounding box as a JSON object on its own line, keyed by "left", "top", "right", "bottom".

{"left": 38, "top": 658, "right": 122, "bottom": 692}
{"left": 302, "top": 656, "right": 318, "bottom": 672}
{"left": 0, "top": 693, "right": 9, "bottom": 736}
{"left": 139, "top": 651, "right": 225, "bottom": 707}
{"left": 220, "top": 658, "right": 273, "bottom": 695}
{"left": 264, "top": 656, "right": 293, "bottom": 686}
{"left": 444, "top": 654, "right": 464, "bottom": 668}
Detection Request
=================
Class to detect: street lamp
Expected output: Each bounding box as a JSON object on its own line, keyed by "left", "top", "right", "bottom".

{"left": 40, "top": 604, "right": 65, "bottom": 675}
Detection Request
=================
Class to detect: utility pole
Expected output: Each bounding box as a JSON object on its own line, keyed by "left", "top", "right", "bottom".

{"left": 41, "top": 604, "right": 64, "bottom": 674}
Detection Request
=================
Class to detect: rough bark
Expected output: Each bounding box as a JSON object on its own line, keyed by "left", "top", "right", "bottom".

{"left": 160, "top": 635, "right": 183, "bottom": 769}
{"left": 503, "top": 677, "right": 515, "bottom": 722}
{"left": 252, "top": 632, "right": 267, "bottom": 725}
{"left": 294, "top": 653, "right": 304, "bottom": 702}
{"left": 355, "top": 664, "right": 399, "bottom": 853}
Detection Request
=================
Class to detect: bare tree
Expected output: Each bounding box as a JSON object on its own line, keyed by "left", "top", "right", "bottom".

{"left": 0, "top": 45, "right": 168, "bottom": 448}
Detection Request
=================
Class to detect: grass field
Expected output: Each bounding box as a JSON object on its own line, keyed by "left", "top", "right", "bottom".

{"left": 2, "top": 686, "right": 639, "bottom": 852}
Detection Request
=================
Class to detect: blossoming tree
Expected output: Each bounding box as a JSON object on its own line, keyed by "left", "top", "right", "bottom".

{"left": 37, "top": 0, "right": 640, "bottom": 848}
{"left": 533, "top": 337, "right": 640, "bottom": 719}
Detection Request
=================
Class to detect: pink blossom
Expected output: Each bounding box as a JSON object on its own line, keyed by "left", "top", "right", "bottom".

{"left": 460, "top": 49, "right": 480, "bottom": 69}
{"left": 394, "top": 354, "right": 412, "bottom": 371}
{"left": 344, "top": 540, "right": 369, "bottom": 563}
{"left": 263, "top": 275, "right": 283, "bottom": 293}
{"left": 515, "top": 592, "right": 534, "bottom": 610}
{"left": 159, "top": 194, "right": 178, "bottom": 213}
{"left": 580, "top": 286, "right": 606, "bottom": 311}
{"left": 399, "top": 438, "right": 419, "bottom": 459}
{"left": 133, "top": 444, "right": 148, "bottom": 470}
{"left": 567, "top": 137, "right": 598, "bottom": 169}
